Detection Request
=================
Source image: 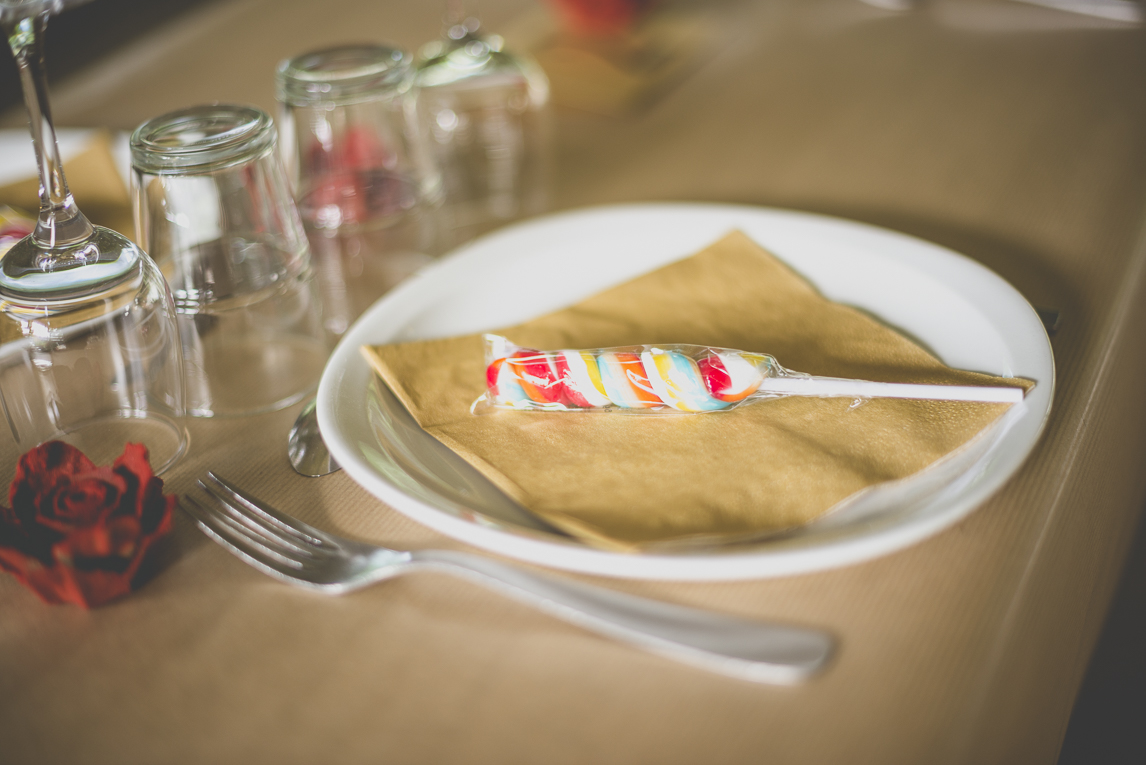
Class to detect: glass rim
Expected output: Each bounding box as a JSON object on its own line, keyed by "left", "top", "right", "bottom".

{"left": 275, "top": 43, "right": 412, "bottom": 106}
{"left": 130, "top": 104, "right": 276, "bottom": 175}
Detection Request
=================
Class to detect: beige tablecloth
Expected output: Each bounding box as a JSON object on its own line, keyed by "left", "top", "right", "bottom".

{"left": 2, "top": 1, "right": 1146, "bottom": 764}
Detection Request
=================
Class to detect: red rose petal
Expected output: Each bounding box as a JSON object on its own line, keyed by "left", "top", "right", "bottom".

{"left": 113, "top": 443, "right": 152, "bottom": 479}
{"left": 38, "top": 467, "right": 125, "bottom": 532}
{"left": 9, "top": 441, "right": 96, "bottom": 509}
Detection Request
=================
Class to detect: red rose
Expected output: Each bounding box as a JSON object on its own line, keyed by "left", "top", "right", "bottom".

{"left": 0, "top": 441, "right": 176, "bottom": 608}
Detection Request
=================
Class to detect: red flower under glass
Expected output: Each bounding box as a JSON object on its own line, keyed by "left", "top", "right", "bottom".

{"left": 0, "top": 441, "right": 176, "bottom": 608}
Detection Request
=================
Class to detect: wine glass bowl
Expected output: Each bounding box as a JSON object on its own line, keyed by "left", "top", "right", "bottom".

{"left": 0, "top": 235, "right": 187, "bottom": 471}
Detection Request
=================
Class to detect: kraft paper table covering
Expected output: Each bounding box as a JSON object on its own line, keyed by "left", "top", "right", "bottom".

{"left": 364, "top": 231, "right": 1029, "bottom": 550}
{"left": 3, "top": 3, "right": 1146, "bottom": 763}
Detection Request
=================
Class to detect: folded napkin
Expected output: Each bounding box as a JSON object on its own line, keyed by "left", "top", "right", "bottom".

{"left": 364, "top": 231, "right": 1029, "bottom": 550}
{"left": 0, "top": 131, "right": 134, "bottom": 241}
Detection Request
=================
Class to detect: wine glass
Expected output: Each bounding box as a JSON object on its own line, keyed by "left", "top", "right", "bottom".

{"left": 0, "top": 0, "right": 186, "bottom": 471}
{"left": 414, "top": 0, "right": 551, "bottom": 245}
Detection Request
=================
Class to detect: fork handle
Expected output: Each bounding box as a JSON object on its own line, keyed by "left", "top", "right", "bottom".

{"left": 409, "top": 550, "right": 834, "bottom": 684}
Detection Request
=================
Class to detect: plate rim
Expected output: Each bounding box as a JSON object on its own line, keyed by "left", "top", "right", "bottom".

{"left": 317, "top": 202, "right": 1055, "bottom": 581}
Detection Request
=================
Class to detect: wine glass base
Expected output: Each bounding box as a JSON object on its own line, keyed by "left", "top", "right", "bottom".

{"left": 0, "top": 226, "right": 143, "bottom": 301}
{"left": 51, "top": 412, "right": 189, "bottom": 475}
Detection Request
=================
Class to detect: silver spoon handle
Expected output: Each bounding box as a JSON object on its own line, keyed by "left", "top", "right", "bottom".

{"left": 411, "top": 549, "right": 834, "bottom": 684}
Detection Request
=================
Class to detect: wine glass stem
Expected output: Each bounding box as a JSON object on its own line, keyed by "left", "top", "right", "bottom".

{"left": 4, "top": 11, "right": 94, "bottom": 251}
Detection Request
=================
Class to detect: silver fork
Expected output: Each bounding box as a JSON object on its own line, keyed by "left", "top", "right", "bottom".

{"left": 182, "top": 473, "right": 834, "bottom": 684}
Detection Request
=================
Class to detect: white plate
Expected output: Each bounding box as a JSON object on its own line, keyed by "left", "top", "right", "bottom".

{"left": 318, "top": 204, "right": 1054, "bottom": 581}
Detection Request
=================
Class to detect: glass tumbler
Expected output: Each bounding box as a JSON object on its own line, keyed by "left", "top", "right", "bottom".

{"left": 130, "top": 104, "right": 327, "bottom": 418}
{"left": 415, "top": 14, "right": 551, "bottom": 244}
{"left": 276, "top": 44, "right": 443, "bottom": 337}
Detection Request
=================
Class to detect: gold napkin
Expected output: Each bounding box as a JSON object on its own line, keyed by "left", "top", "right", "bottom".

{"left": 364, "top": 231, "right": 1029, "bottom": 550}
{"left": 0, "top": 131, "right": 134, "bottom": 241}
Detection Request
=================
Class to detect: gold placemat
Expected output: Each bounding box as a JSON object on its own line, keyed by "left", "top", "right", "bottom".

{"left": 364, "top": 231, "right": 1029, "bottom": 550}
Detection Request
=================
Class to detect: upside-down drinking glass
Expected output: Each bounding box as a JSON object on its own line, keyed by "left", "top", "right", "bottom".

{"left": 276, "top": 44, "right": 443, "bottom": 337}
{"left": 415, "top": 3, "right": 551, "bottom": 243}
{"left": 131, "top": 105, "right": 327, "bottom": 417}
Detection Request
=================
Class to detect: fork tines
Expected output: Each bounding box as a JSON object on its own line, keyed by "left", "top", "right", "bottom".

{"left": 182, "top": 473, "right": 336, "bottom": 583}
{"left": 201, "top": 472, "right": 332, "bottom": 547}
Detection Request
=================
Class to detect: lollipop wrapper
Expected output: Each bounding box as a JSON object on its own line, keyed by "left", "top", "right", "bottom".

{"left": 477, "top": 335, "right": 1025, "bottom": 413}
{"left": 475, "top": 334, "right": 782, "bottom": 414}
{"left": 363, "top": 231, "right": 1034, "bottom": 550}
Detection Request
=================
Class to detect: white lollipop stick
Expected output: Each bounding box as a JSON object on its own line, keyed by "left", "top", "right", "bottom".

{"left": 756, "top": 376, "right": 1025, "bottom": 403}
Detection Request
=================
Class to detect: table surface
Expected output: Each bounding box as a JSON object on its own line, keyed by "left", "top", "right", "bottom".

{"left": 3, "top": 1, "right": 1146, "bottom": 763}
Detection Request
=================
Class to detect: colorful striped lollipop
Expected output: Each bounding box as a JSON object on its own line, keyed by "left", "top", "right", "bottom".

{"left": 598, "top": 351, "right": 664, "bottom": 409}
{"left": 556, "top": 350, "right": 612, "bottom": 408}
{"left": 479, "top": 334, "right": 1026, "bottom": 413}
{"left": 641, "top": 350, "right": 727, "bottom": 412}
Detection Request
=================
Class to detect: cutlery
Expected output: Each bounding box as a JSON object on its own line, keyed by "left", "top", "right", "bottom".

{"left": 183, "top": 472, "right": 835, "bottom": 684}
{"left": 287, "top": 398, "right": 340, "bottom": 477}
